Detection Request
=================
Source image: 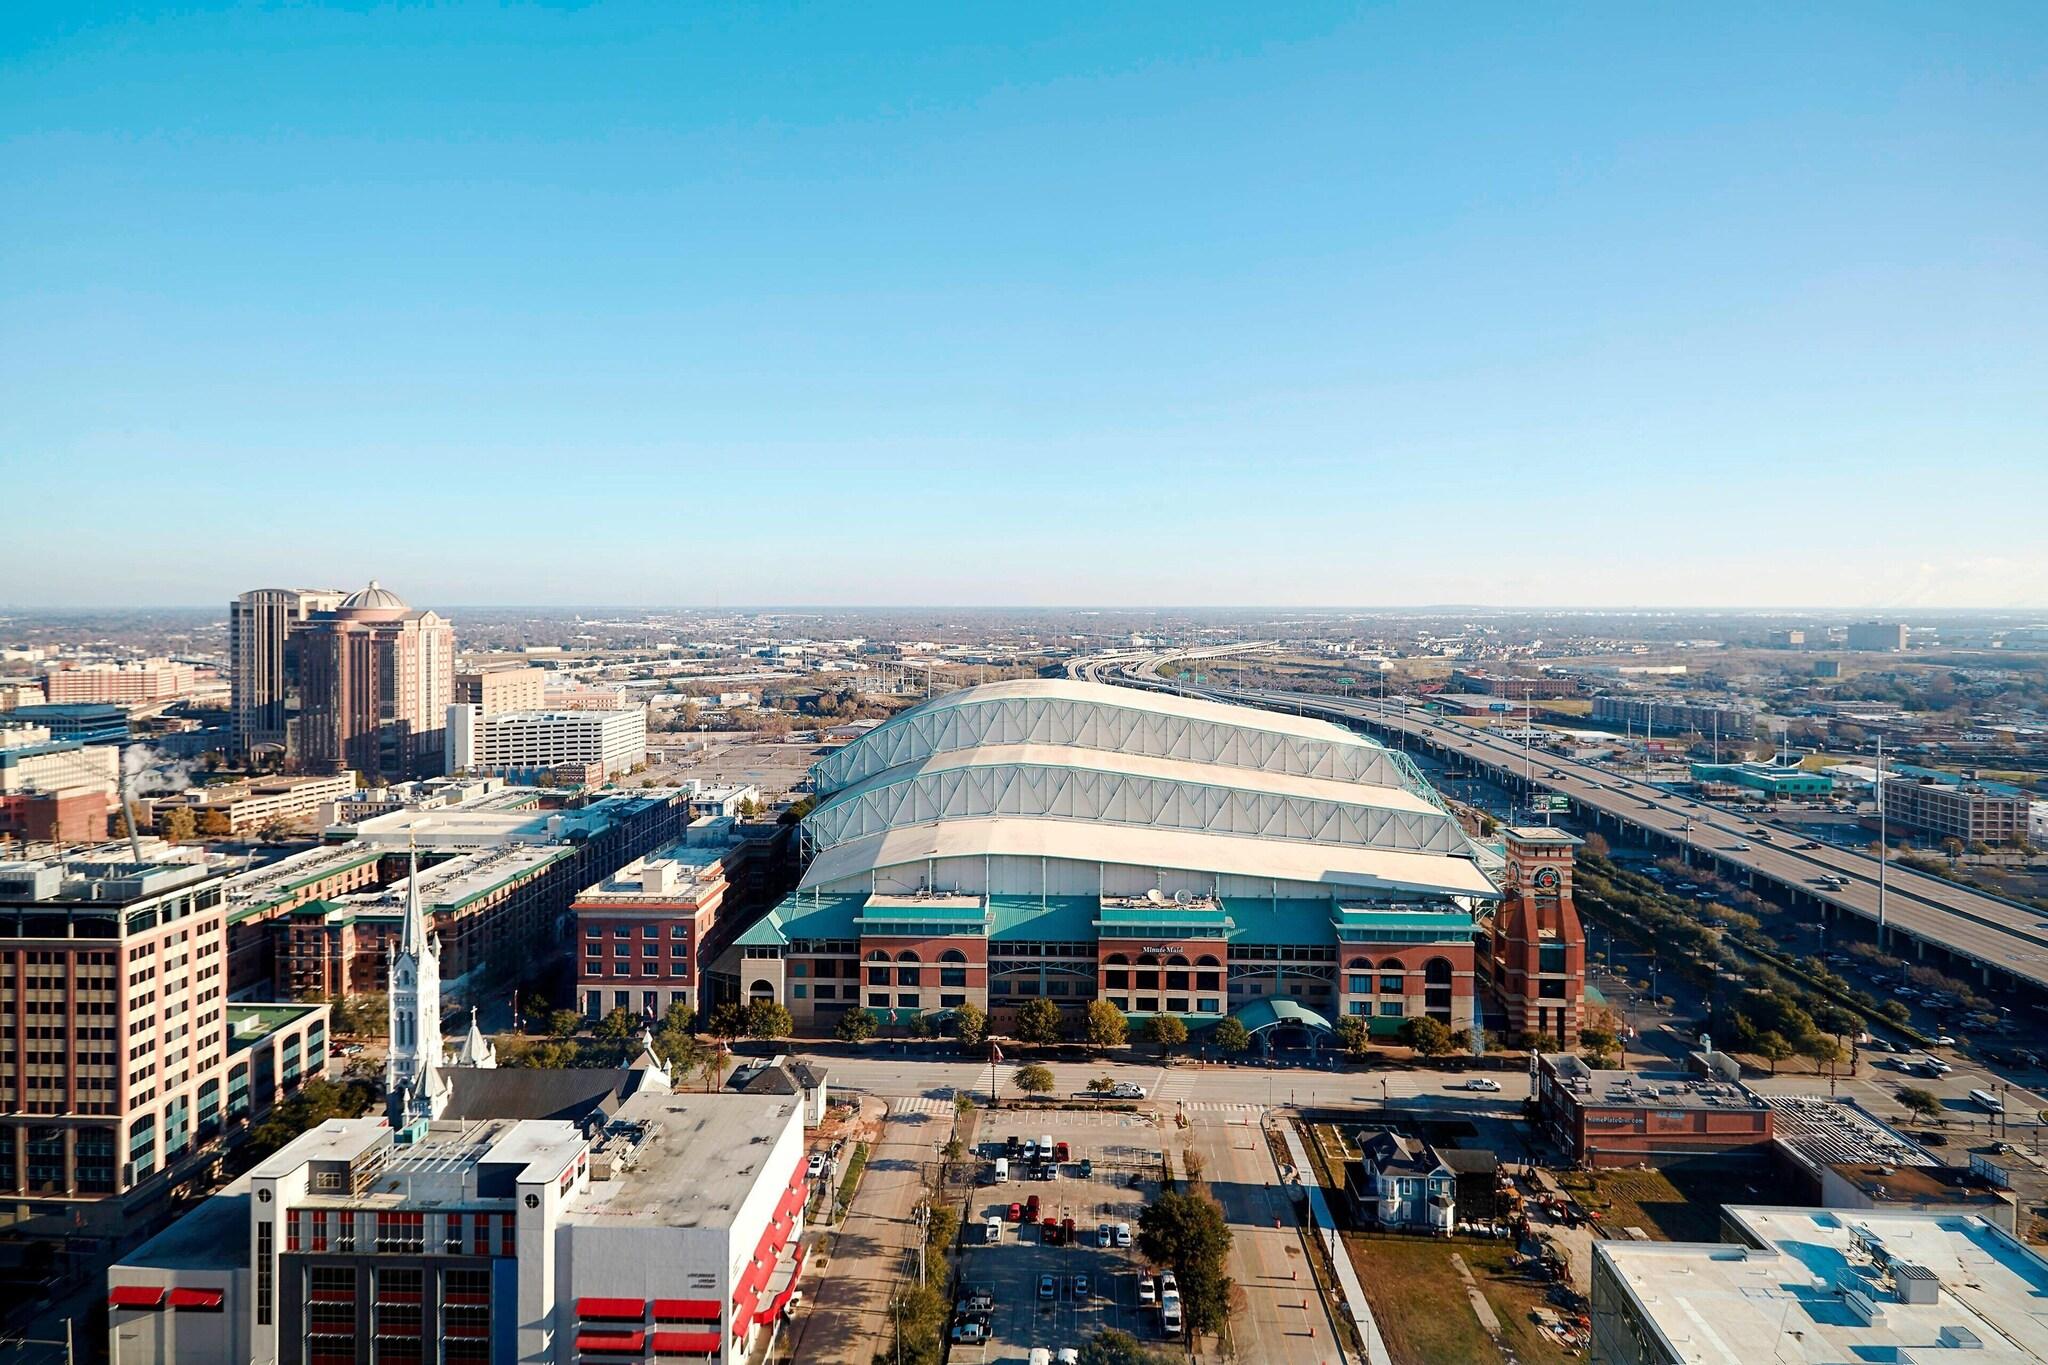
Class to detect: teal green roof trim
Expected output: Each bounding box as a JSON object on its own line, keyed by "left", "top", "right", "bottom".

{"left": 854, "top": 907, "right": 989, "bottom": 926}
{"left": 1095, "top": 907, "right": 1233, "bottom": 928}
{"left": 1330, "top": 909, "right": 1474, "bottom": 933}
{"left": 764, "top": 893, "right": 866, "bottom": 944}
{"left": 987, "top": 895, "right": 1100, "bottom": 943}
{"left": 733, "top": 914, "right": 790, "bottom": 948}
{"left": 1217, "top": 897, "right": 1336, "bottom": 946}
{"left": 1231, "top": 998, "right": 1333, "bottom": 1033}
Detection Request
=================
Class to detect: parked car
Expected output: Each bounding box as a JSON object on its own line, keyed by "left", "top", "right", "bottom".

{"left": 1098, "top": 1223, "right": 1115, "bottom": 1248}
{"left": 1138, "top": 1276, "right": 1157, "bottom": 1306}
{"left": 1054, "top": 1141, "right": 1070, "bottom": 1162}
{"left": 1079, "top": 1158, "right": 1094, "bottom": 1177}
{"left": 1114, "top": 1222, "right": 1132, "bottom": 1248}
{"left": 1042, "top": 1217, "right": 1062, "bottom": 1244}
{"left": 1160, "top": 1270, "right": 1178, "bottom": 1296}
{"left": 1039, "top": 1273, "right": 1058, "bottom": 1300}
{"left": 1008, "top": 1202, "right": 1024, "bottom": 1223}
{"left": 950, "top": 1317, "right": 991, "bottom": 1344}
{"left": 1073, "top": 1273, "right": 1091, "bottom": 1300}
{"left": 958, "top": 1288, "right": 995, "bottom": 1315}
{"left": 807, "top": 1154, "right": 827, "bottom": 1180}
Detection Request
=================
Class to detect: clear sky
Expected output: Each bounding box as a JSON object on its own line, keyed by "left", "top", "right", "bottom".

{"left": 2, "top": 2, "right": 2043, "bottom": 610}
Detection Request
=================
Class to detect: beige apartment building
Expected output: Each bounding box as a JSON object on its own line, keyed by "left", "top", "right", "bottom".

{"left": 454, "top": 665, "right": 548, "bottom": 716}
{"left": 45, "top": 659, "right": 198, "bottom": 706}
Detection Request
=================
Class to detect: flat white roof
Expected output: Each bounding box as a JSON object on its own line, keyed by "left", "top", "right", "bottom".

{"left": 801, "top": 818, "right": 1497, "bottom": 899}
{"left": 1598, "top": 1206, "right": 2048, "bottom": 1364}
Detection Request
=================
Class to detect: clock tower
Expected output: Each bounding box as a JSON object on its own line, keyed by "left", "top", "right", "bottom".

{"left": 1487, "top": 827, "right": 1587, "bottom": 1047}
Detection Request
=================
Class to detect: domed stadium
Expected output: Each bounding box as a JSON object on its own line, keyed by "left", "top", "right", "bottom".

{"left": 733, "top": 680, "right": 1517, "bottom": 1049}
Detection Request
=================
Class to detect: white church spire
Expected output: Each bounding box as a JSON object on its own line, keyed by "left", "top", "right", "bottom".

{"left": 386, "top": 835, "right": 447, "bottom": 1139}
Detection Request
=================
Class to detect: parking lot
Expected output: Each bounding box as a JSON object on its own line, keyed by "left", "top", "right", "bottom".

{"left": 953, "top": 1110, "right": 1171, "bottom": 1364}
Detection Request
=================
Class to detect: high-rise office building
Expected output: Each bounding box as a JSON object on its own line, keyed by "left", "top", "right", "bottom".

{"left": 230, "top": 588, "right": 345, "bottom": 758}
{"left": 292, "top": 583, "right": 456, "bottom": 784}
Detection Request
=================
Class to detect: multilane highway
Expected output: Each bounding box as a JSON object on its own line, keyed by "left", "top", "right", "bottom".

{"left": 1075, "top": 651, "right": 2048, "bottom": 995}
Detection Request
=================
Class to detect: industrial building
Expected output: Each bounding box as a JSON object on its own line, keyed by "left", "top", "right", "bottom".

{"left": 1882, "top": 777, "right": 2030, "bottom": 846}
{"left": 106, "top": 1090, "right": 808, "bottom": 1365}
{"left": 727, "top": 680, "right": 1581, "bottom": 1046}
{"left": 1687, "top": 761, "right": 1835, "bottom": 799}
{"left": 1448, "top": 670, "right": 1581, "bottom": 700}
{"left": 1846, "top": 621, "right": 1911, "bottom": 652}
{"left": 1592, "top": 694, "right": 1754, "bottom": 740}
{"left": 1590, "top": 1206, "right": 2048, "bottom": 1365}
{"left": 1534, "top": 1054, "right": 1775, "bottom": 1169}
{"left": 444, "top": 705, "right": 647, "bottom": 785}
{"left": 0, "top": 703, "right": 130, "bottom": 746}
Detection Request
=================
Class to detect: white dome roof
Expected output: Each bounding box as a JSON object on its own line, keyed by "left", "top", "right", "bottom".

{"left": 339, "top": 579, "right": 408, "bottom": 612}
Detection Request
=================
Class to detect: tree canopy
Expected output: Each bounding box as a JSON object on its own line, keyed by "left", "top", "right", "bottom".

{"left": 836, "top": 1007, "right": 880, "bottom": 1043}
{"left": 1012, "top": 1063, "right": 1055, "bottom": 1095}
{"left": 1136, "top": 1191, "right": 1234, "bottom": 1338}
{"left": 1085, "top": 999, "right": 1129, "bottom": 1050}
{"left": 1015, "top": 997, "right": 1063, "bottom": 1046}
{"left": 1211, "top": 1017, "right": 1251, "bottom": 1055}
{"left": 1142, "top": 1013, "right": 1188, "bottom": 1054}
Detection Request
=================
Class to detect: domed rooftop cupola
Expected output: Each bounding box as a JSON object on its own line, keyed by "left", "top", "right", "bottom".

{"left": 336, "top": 579, "right": 409, "bottom": 617}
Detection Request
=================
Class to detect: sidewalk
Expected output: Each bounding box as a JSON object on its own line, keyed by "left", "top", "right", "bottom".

{"left": 1280, "top": 1122, "right": 1392, "bottom": 1365}
{"left": 780, "top": 1098, "right": 933, "bottom": 1365}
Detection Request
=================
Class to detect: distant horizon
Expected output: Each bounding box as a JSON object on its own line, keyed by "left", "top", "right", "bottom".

{"left": 4, "top": 600, "right": 2047, "bottom": 620}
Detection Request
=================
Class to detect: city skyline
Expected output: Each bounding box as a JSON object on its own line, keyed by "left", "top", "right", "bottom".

{"left": 5, "top": 3, "right": 2044, "bottom": 608}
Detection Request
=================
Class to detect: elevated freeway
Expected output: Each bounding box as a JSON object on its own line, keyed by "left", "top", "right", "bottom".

{"left": 1078, "top": 650, "right": 2048, "bottom": 995}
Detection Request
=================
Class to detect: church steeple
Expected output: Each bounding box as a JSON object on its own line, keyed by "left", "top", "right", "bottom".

{"left": 386, "top": 836, "right": 447, "bottom": 1139}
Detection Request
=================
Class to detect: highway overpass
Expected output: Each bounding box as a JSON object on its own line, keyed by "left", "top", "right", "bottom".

{"left": 1081, "top": 650, "right": 2048, "bottom": 996}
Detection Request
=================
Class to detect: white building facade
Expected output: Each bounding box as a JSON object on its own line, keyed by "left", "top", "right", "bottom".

{"left": 446, "top": 707, "right": 647, "bottom": 781}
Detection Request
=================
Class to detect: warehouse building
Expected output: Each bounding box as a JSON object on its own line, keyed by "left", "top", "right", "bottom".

{"left": 1591, "top": 1206, "right": 2048, "bottom": 1364}
{"left": 727, "top": 681, "right": 1574, "bottom": 1046}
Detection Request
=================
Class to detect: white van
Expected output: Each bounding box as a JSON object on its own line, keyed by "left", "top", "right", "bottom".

{"left": 985, "top": 1217, "right": 1002, "bottom": 1244}
{"left": 1161, "top": 1293, "right": 1183, "bottom": 1334}
{"left": 1039, "top": 1133, "right": 1053, "bottom": 1157}
{"left": 994, "top": 1157, "right": 1009, "bottom": 1183}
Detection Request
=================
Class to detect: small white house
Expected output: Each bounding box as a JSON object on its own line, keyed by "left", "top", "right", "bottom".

{"left": 1351, "top": 1129, "right": 1456, "bottom": 1234}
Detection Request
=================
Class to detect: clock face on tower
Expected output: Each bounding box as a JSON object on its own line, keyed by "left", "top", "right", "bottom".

{"left": 1532, "top": 866, "right": 1562, "bottom": 892}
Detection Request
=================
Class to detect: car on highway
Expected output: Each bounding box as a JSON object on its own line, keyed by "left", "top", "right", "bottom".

{"left": 1732, "top": 842, "right": 1753, "bottom": 851}
{"left": 1039, "top": 1273, "right": 1058, "bottom": 1300}
{"left": 1796, "top": 841, "right": 1821, "bottom": 850}
{"left": 1932, "top": 1035, "right": 1957, "bottom": 1047}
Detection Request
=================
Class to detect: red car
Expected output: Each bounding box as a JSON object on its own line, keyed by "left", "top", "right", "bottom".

{"left": 1025, "top": 1195, "right": 1040, "bottom": 1219}
{"left": 1041, "top": 1217, "right": 1062, "bottom": 1245}
{"left": 1061, "top": 1217, "right": 1076, "bottom": 1243}
{"left": 1007, "top": 1202, "right": 1023, "bottom": 1223}
{"left": 1054, "top": 1142, "right": 1070, "bottom": 1162}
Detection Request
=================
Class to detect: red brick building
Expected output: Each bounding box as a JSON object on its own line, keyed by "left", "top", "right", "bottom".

{"left": 1535, "top": 1053, "right": 1775, "bottom": 1168}
{"left": 1485, "top": 827, "right": 1587, "bottom": 1046}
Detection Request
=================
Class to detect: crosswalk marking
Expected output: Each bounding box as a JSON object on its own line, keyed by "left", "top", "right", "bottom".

{"left": 888, "top": 1095, "right": 956, "bottom": 1118}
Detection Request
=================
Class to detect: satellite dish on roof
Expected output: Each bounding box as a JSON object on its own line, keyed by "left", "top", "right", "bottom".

{"left": 1146, "top": 888, "right": 1166, "bottom": 905}
{"left": 1174, "top": 889, "right": 1191, "bottom": 906}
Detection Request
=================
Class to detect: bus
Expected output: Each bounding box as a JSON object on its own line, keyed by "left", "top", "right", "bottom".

{"left": 1969, "top": 1088, "right": 2003, "bottom": 1113}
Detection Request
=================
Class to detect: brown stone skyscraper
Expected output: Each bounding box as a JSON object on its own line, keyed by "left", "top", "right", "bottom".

{"left": 291, "top": 581, "right": 456, "bottom": 782}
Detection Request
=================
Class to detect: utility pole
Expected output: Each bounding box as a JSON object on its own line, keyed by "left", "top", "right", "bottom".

{"left": 1876, "top": 734, "right": 1889, "bottom": 965}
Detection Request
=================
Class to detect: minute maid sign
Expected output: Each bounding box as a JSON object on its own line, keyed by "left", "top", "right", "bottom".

{"left": 1141, "top": 944, "right": 1182, "bottom": 954}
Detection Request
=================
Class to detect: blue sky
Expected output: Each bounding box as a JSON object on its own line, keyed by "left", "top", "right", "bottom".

{"left": 2, "top": 2, "right": 2043, "bottom": 609}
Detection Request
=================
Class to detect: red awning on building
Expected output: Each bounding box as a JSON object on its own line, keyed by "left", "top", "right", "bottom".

{"left": 652, "top": 1330, "right": 723, "bottom": 1355}
{"left": 168, "top": 1287, "right": 224, "bottom": 1311}
{"left": 576, "top": 1330, "right": 647, "bottom": 1353}
{"left": 109, "top": 1285, "right": 167, "bottom": 1309}
{"left": 576, "top": 1298, "right": 646, "bottom": 1320}
{"left": 653, "top": 1299, "right": 722, "bottom": 1322}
